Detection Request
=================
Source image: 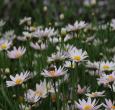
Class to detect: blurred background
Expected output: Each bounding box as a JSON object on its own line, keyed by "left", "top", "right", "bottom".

{"left": 0, "top": 0, "right": 115, "bottom": 28}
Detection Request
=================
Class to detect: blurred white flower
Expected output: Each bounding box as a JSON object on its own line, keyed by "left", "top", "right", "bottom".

{"left": 7, "top": 46, "right": 26, "bottom": 59}
{"left": 66, "top": 20, "right": 87, "bottom": 32}
{"left": 19, "top": 17, "right": 32, "bottom": 25}
{"left": 30, "top": 42, "right": 48, "bottom": 50}
{"left": 23, "top": 31, "right": 32, "bottom": 39}
{"left": 0, "top": 19, "right": 6, "bottom": 27}
{"left": 41, "top": 66, "right": 67, "bottom": 77}
{"left": 24, "top": 89, "right": 40, "bottom": 103}
{"left": 86, "top": 61, "right": 99, "bottom": 70}
{"left": 64, "top": 61, "right": 76, "bottom": 69}
{"left": 33, "top": 27, "right": 57, "bottom": 39}
{"left": 47, "top": 51, "right": 66, "bottom": 63}
{"left": 84, "top": 0, "right": 96, "bottom": 7}
{"left": 97, "top": 72, "right": 115, "bottom": 85}
{"left": 110, "top": 19, "right": 115, "bottom": 30}
{"left": 86, "top": 91, "right": 105, "bottom": 98}
{"left": 103, "top": 99, "right": 115, "bottom": 110}
{"left": 77, "top": 84, "right": 90, "bottom": 95}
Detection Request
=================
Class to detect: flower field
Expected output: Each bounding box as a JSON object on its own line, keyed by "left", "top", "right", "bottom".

{"left": 0, "top": 0, "right": 115, "bottom": 110}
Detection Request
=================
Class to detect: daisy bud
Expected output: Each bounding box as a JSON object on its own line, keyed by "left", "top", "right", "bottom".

{"left": 43, "top": 6, "right": 48, "bottom": 12}
{"left": 59, "top": 13, "right": 64, "bottom": 20}
{"left": 61, "top": 28, "right": 67, "bottom": 36}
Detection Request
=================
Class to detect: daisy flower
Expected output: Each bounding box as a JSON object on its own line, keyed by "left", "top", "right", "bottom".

{"left": 99, "top": 61, "right": 115, "bottom": 72}
{"left": 97, "top": 72, "right": 115, "bottom": 85}
{"left": 68, "top": 47, "right": 88, "bottom": 63}
{"left": 26, "top": 80, "right": 48, "bottom": 100}
{"left": 49, "top": 37, "right": 60, "bottom": 44}
{"left": 19, "top": 17, "right": 32, "bottom": 25}
{"left": 86, "top": 61, "right": 99, "bottom": 70}
{"left": 6, "top": 71, "right": 31, "bottom": 87}
{"left": 75, "top": 97, "right": 102, "bottom": 110}
{"left": 22, "top": 31, "right": 32, "bottom": 39}
{"left": 86, "top": 91, "right": 105, "bottom": 98}
{"left": 0, "top": 39, "right": 12, "bottom": 51}
{"left": 33, "top": 27, "right": 57, "bottom": 39}
{"left": 103, "top": 99, "right": 115, "bottom": 110}
{"left": 56, "top": 44, "right": 74, "bottom": 52}
{"left": 66, "top": 20, "right": 87, "bottom": 32}
{"left": 7, "top": 46, "right": 26, "bottom": 59}
{"left": 64, "top": 61, "right": 76, "bottom": 69}
{"left": 17, "top": 36, "right": 27, "bottom": 41}
{"left": 24, "top": 89, "right": 40, "bottom": 103}
{"left": 41, "top": 66, "right": 67, "bottom": 78}
{"left": 47, "top": 51, "right": 67, "bottom": 63}
{"left": 30, "top": 42, "right": 48, "bottom": 50}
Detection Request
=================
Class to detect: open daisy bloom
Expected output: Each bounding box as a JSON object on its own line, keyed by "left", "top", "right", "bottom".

{"left": 24, "top": 89, "right": 40, "bottom": 103}
{"left": 66, "top": 20, "right": 87, "bottom": 32}
{"left": 7, "top": 46, "right": 26, "bottom": 59}
{"left": 86, "top": 91, "right": 105, "bottom": 98}
{"left": 99, "top": 61, "right": 115, "bottom": 72}
{"left": 86, "top": 61, "right": 99, "bottom": 70}
{"left": 6, "top": 71, "right": 31, "bottom": 87}
{"left": 103, "top": 99, "right": 115, "bottom": 110}
{"left": 41, "top": 66, "right": 67, "bottom": 78}
{"left": 97, "top": 72, "right": 115, "bottom": 85}
{"left": 68, "top": 47, "right": 88, "bottom": 63}
{"left": 0, "top": 39, "right": 12, "bottom": 51}
{"left": 34, "top": 80, "right": 48, "bottom": 98}
{"left": 25, "top": 80, "right": 47, "bottom": 103}
{"left": 32, "top": 27, "right": 57, "bottom": 39}
{"left": 24, "top": 80, "right": 55, "bottom": 103}
{"left": 64, "top": 61, "right": 76, "bottom": 69}
{"left": 47, "top": 51, "right": 67, "bottom": 63}
{"left": 30, "top": 42, "right": 48, "bottom": 51}
{"left": 75, "top": 97, "right": 102, "bottom": 110}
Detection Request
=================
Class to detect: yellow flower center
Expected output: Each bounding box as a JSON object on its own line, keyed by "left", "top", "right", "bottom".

{"left": 108, "top": 75, "right": 113, "bottom": 80}
{"left": 15, "top": 78, "right": 23, "bottom": 85}
{"left": 83, "top": 105, "right": 92, "bottom": 110}
{"left": 73, "top": 56, "right": 81, "bottom": 61}
{"left": 35, "top": 91, "right": 42, "bottom": 96}
{"left": 15, "top": 51, "right": 21, "bottom": 58}
{"left": 92, "top": 92, "right": 98, "bottom": 97}
{"left": 1, "top": 43, "right": 7, "bottom": 49}
{"left": 49, "top": 70, "right": 56, "bottom": 76}
{"left": 103, "top": 65, "right": 110, "bottom": 70}
{"left": 111, "top": 106, "right": 115, "bottom": 109}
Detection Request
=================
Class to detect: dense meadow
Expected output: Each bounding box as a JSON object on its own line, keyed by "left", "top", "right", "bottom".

{"left": 0, "top": 0, "right": 115, "bottom": 110}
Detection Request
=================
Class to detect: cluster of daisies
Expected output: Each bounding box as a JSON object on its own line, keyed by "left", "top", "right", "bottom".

{"left": 0, "top": 17, "right": 115, "bottom": 110}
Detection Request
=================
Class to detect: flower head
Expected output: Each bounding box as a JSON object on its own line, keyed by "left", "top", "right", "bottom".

{"left": 103, "top": 99, "right": 115, "bottom": 110}
{"left": 0, "top": 39, "right": 12, "bottom": 51}
{"left": 7, "top": 46, "right": 26, "bottom": 59}
{"left": 86, "top": 91, "right": 105, "bottom": 98}
{"left": 41, "top": 66, "right": 67, "bottom": 78}
{"left": 66, "top": 20, "right": 87, "bottom": 32}
{"left": 6, "top": 71, "right": 31, "bottom": 87}
{"left": 30, "top": 42, "right": 48, "bottom": 51}
{"left": 99, "top": 61, "right": 115, "bottom": 72}
{"left": 68, "top": 47, "right": 88, "bottom": 62}
{"left": 97, "top": 72, "right": 115, "bottom": 85}
{"left": 75, "top": 97, "right": 102, "bottom": 110}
